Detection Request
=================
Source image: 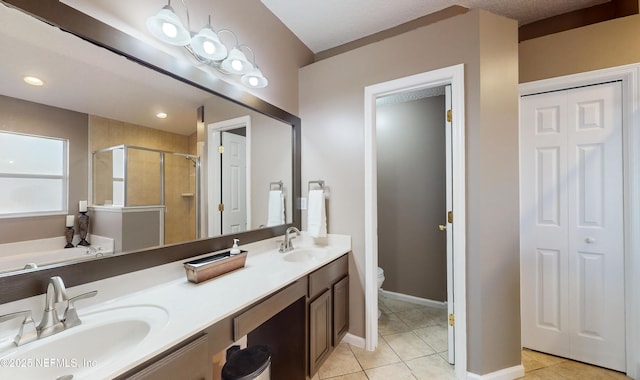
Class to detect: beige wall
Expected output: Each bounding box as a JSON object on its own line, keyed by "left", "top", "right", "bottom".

{"left": 300, "top": 9, "right": 520, "bottom": 375}
{"left": 0, "top": 95, "right": 88, "bottom": 244}
{"left": 519, "top": 13, "right": 640, "bottom": 83}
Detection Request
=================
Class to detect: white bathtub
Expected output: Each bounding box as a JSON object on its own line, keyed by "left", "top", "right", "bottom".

{"left": 0, "top": 235, "right": 114, "bottom": 273}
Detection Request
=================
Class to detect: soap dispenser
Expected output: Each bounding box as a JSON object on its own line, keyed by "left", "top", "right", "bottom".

{"left": 230, "top": 239, "right": 241, "bottom": 255}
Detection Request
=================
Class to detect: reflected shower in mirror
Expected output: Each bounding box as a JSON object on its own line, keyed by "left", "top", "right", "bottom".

{"left": 0, "top": 3, "right": 293, "bottom": 273}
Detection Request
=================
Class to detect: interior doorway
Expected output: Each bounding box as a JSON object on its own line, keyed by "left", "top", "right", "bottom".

{"left": 364, "top": 64, "right": 467, "bottom": 378}
{"left": 207, "top": 116, "right": 251, "bottom": 237}
{"left": 375, "top": 85, "right": 451, "bottom": 362}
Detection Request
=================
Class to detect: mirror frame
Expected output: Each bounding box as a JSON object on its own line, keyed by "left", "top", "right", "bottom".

{"left": 0, "top": 0, "right": 301, "bottom": 304}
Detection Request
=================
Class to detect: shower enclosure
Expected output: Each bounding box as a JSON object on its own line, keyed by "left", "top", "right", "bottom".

{"left": 92, "top": 145, "right": 200, "bottom": 251}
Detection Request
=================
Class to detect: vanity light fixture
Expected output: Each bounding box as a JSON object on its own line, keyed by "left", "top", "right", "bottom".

{"left": 146, "top": 0, "right": 268, "bottom": 88}
{"left": 23, "top": 76, "right": 44, "bottom": 86}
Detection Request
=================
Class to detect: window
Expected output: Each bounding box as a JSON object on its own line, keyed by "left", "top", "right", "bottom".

{"left": 0, "top": 131, "right": 68, "bottom": 217}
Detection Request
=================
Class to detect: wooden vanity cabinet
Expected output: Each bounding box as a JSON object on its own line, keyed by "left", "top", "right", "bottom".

{"left": 308, "top": 254, "right": 349, "bottom": 377}
{"left": 115, "top": 254, "right": 349, "bottom": 380}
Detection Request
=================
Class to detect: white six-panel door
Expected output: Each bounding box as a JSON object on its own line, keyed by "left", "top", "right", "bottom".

{"left": 520, "top": 81, "right": 625, "bottom": 371}
{"left": 221, "top": 131, "right": 247, "bottom": 234}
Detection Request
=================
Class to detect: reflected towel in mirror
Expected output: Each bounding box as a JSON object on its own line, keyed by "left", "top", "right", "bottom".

{"left": 307, "top": 189, "right": 327, "bottom": 238}
{"left": 267, "top": 190, "right": 285, "bottom": 226}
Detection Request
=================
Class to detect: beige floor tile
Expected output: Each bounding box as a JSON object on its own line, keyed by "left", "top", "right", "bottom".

{"left": 521, "top": 349, "right": 567, "bottom": 372}
{"left": 318, "top": 342, "right": 362, "bottom": 379}
{"left": 383, "top": 332, "right": 435, "bottom": 361}
{"left": 414, "top": 325, "right": 448, "bottom": 353}
{"left": 544, "top": 361, "right": 630, "bottom": 380}
{"left": 365, "top": 362, "right": 416, "bottom": 380}
{"left": 395, "top": 307, "right": 446, "bottom": 330}
{"left": 322, "top": 371, "right": 369, "bottom": 380}
{"left": 379, "top": 295, "right": 423, "bottom": 313}
{"left": 350, "top": 338, "right": 401, "bottom": 370}
{"left": 378, "top": 312, "right": 412, "bottom": 336}
{"left": 405, "top": 354, "right": 456, "bottom": 380}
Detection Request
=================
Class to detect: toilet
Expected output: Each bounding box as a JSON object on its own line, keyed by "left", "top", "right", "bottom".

{"left": 377, "top": 267, "right": 385, "bottom": 318}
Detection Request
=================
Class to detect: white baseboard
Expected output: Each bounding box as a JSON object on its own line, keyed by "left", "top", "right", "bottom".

{"left": 467, "top": 365, "right": 525, "bottom": 380}
{"left": 380, "top": 289, "right": 447, "bottom": 309}
{"left": 341, "top": 333, "right": 365, "bottom": 349}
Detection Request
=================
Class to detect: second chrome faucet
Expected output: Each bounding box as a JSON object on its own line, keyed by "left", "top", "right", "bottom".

{"left": 279, "top": 226, "right": 300, "bottom": 253}
{"left": 37, "top": 276, "right": 67, "bottom": 338}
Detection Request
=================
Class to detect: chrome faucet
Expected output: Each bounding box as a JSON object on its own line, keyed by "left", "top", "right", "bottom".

{"left": 279, "top": 226, "right": 300, "bottom": 253}
{"left": 36, "top": 276, "right": 68, "bottom": 338}
{"left": 1, "top": 276, "right": 97, "bottom": 346}
{"left": 0, "top": 310, "right": 37, "bottom": 346}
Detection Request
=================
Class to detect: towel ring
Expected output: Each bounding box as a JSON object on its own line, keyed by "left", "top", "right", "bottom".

{"left": 308, "top": 180, "right": 325, "bottom": 191}
{"left": 269, "top": 181, "right": 283, "bottom": 191}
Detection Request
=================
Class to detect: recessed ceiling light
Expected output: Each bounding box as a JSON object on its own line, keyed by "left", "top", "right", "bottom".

{"left": 23, "top": 76, "right": 44, "bottom": 86}
{"left": 156, "top": 112, "right": 168, "bottom": 119}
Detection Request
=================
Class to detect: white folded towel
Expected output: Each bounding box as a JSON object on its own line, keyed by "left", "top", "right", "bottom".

{"left": 307, "top": 189, "right": 327, "bottom": 238}
{"left": 266, "top": 190, "right": 285, "bottom": 226}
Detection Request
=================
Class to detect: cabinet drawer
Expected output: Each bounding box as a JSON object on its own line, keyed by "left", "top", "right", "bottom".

{"left": 123, "top": 334, "right": 209, "bottom": 380}
{"left": 309, "top": 254, "right": 348, "bottom": 299}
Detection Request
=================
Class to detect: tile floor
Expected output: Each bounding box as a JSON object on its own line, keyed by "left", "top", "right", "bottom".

{"left": 312, "top": 293, "right": 454, "bottom": 380}
{"left": 313, "top": 293, "right": 632, "bottom": 380}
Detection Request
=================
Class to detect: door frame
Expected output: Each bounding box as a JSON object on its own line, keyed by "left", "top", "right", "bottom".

{"left": 364, "top": 64, "right": 467, "bottom": 378}
{"left": 519, "top": 64, "right": 640, "bottom": 379}
{"left": 206, "top": 116, "right": 252, "bottom": 237}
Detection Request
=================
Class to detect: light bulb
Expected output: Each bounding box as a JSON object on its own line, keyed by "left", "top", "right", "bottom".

{"left": 231, "top": 59, "right": 243, "bottom": 72}
{"left": 203, "top": 41, "right": 216, "bottom": 55}
{"left": 162, "top": 22, "right": 178, "bottom": 38}
{"left": 248, "top": 76, "right": 259, "bottom": 87}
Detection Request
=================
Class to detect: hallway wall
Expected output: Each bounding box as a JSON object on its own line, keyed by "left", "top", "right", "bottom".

{"left": 300, "top": 9, "right": 520, "bottom": 376}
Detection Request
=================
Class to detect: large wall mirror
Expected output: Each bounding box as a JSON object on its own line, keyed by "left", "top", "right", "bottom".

{"left": 0, "top": 0, "right": 300, "bottom": 303}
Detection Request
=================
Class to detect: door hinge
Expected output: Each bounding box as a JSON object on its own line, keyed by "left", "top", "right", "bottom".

{"left": 447, "top": 211, "right": 453, "bottom": 224}
{"left": 218, "top": 203, "right": 224, "bottom": 212}
{"left": 449, "top": 313, "right": 455, "bottom": 327}
{"left": 447, "top": 109, "right": 453, "bottom": 123}
{"left": 218, "top": 145, "right": 225, "bottom": 154}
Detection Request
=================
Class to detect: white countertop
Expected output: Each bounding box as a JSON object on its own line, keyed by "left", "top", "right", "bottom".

{"left": 0, "top": 233, "right": 351, "bottom": 380}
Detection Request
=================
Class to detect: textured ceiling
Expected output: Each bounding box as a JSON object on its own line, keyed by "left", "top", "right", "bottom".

{"left": 261, "top": 0, "right": 610, "bottom": 53}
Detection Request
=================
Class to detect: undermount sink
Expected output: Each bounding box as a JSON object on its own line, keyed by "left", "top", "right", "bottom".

{"left": 0, "top": 305, "right": 169, "bottom": 380}
{"left": 283, "top": 248, "right": 328, "bottom": 263}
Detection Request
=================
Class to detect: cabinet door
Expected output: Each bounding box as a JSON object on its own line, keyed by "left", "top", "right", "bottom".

{"left": 309, "top": 289, "right": 332, "bottom": 376}
{"left": 333, "top": 275, "right": 349, "bottom": 345}
{"left": 125, "top": 334, "right": 210, "bottom": 380}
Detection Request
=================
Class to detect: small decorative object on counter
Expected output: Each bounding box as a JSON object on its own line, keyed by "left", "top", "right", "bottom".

{"left": 77, "top": 200, "right": 90, "bottom": 246}
{"left": 64, "top": 227, "right": 75, "bottom": 248}
{"left": 64, "top": 215, "right": 75, "bottom": 248}
{"left": 184, "top": 249, "right": 248, "bottom": 284}
{"left": 230, "top": 239, "right": 241, "bottom": 255}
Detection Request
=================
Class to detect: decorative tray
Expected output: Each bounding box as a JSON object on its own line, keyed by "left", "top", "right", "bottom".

{"left": 183, "top": 250, "right": 248, "bottom": 284}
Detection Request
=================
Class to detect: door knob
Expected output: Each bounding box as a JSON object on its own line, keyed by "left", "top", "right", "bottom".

{"left": 585, "top": 237, "right": 596, "bottom": 244}
{"left": 438, "top": 225, "right": 447, "bottom": 231}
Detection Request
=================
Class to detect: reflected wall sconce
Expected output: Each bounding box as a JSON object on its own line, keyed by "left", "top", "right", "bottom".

{"left": 146, "top": 0, "right": 268, "bottom": 88}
